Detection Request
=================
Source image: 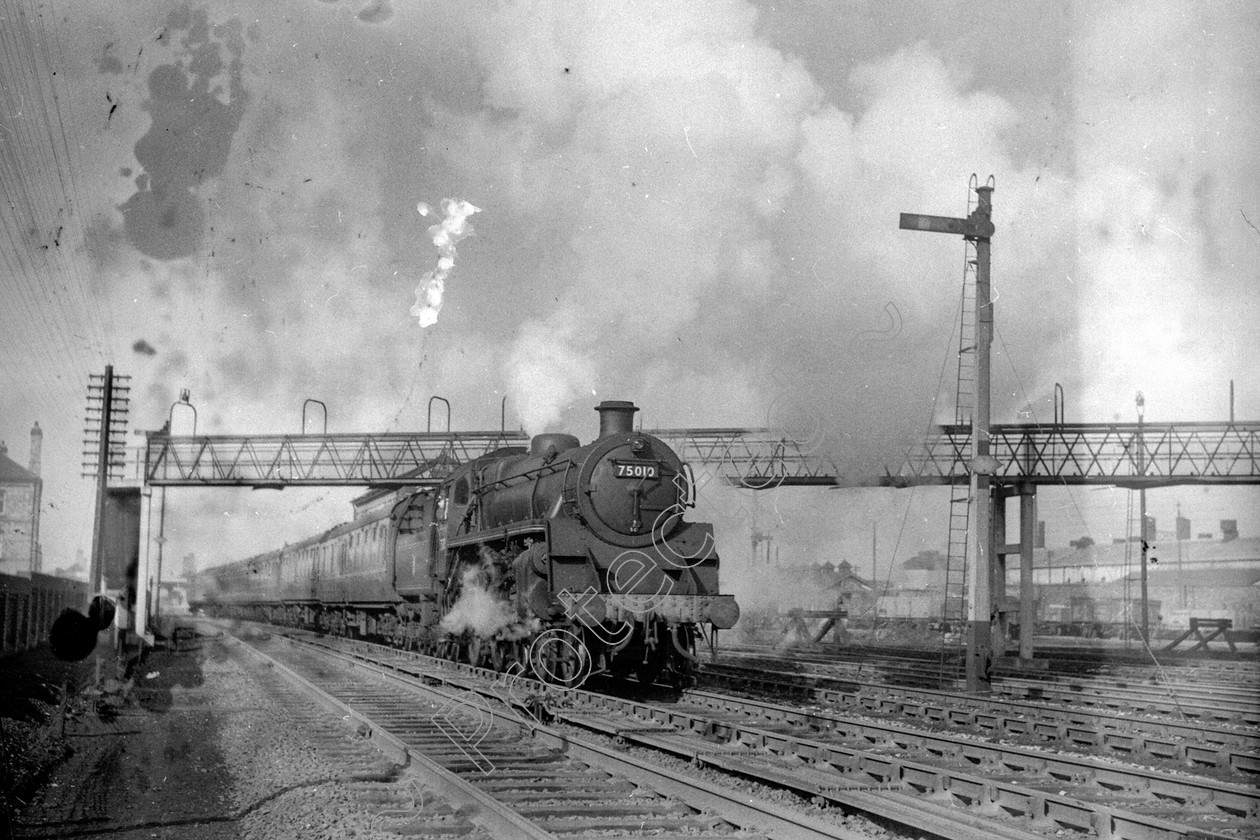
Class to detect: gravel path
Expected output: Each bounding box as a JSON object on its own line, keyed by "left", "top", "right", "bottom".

{"left": 10, "top": 632, "right": 482, "bottom": 839}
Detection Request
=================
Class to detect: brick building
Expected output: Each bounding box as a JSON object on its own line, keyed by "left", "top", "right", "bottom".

{"left": 0, "top": 423, "right": 43, "bottom": 576}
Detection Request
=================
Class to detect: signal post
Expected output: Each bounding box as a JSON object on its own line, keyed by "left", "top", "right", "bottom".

{"left": 900, "top": 179, "right": 997, "bottom": 693}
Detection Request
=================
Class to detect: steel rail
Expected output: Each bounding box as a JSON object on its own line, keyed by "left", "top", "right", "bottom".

{"left": 714, "top": 648, "right": 1260, "bottom": 725}
{"left": 994, "top": 675, "right": 1260, "bottom": 724}
{"left": 223, "top": 628, "right": 558, "bottom": 839}
{"left": 284, "top": 630, "right": 1247, "bottom": 840}
{"left": 568, "top": 692, "right": 1253, "bottom": 840}
{"left": 230, "top": 626, "right": 873, "bottom": 840}
{"left": 289, "top": 631, "right": 1048, "bottom": 840}
{"left": 699, "top": 663, "right": 1260, "bottom": 775}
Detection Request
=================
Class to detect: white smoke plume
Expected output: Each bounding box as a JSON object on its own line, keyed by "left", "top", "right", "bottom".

{"left": 1071, "top": 1, "right": 1259, "bottom": 421}
{"left": 507, "top": 322, "right": 598, "bottom": 433}
{"left": 411, "top": 198, "right": 481, "bottom": 328}
{"left": 440, "top": 566, "right": 516, "bottom": 638}
{"left": 456, "top": 12, "right": 1075, "bottom": 453}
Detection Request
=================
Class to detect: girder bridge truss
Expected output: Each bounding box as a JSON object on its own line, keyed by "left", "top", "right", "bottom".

{"left": 139, "top": 421, "right": 1260, "bottom": 489}
{"left": 895, "top": 422, "right": 1260, "bottom": 488}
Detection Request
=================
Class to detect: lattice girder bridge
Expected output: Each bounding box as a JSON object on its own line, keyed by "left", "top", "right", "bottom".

{"left": 139, "top": 421, "right": 1260, "bottom": 488}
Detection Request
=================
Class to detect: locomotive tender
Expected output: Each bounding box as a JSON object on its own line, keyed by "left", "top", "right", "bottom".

{"left": 192, "top": 401, "right": 740, "bottom": 685}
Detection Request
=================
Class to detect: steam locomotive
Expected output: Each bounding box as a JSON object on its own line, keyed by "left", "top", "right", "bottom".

{"left": 191, "top": 401, "right": 740, "bottom": 686}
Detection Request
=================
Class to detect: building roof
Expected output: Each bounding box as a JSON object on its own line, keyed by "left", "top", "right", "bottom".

{"left": 0, "top": 451, "right": 38, "bottom": 484}
{"left": 1040, "top": 535, "right": 1260, "bottom": 568}
{"left": 1139, "top": 564, "right": 1260, "bottom": 587}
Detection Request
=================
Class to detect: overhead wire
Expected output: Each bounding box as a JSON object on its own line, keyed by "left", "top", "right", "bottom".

{"left": 40, "top": 0, "right": 116, "bottom": 357}
{"left": 1, "top": 0, "right": 126, "bottom": 564}
{"left": 0, "top": 0, "right": 110, "bottom": 382}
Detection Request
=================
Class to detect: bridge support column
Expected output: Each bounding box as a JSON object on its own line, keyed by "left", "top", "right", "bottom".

{"left": 1018, "top": 484, "right": 1037, "bottom": 660}
{"left": 993, "top": 485, "right": 1010, "bottom": 651}
{"left": 965, "top": 472, "right": 993, "bottom": 693}
{"left": 994, "top": 482, "right": 1038, "bottom": 662}
{"left": 136, "top": 486, "right": 158, "bottom": 646}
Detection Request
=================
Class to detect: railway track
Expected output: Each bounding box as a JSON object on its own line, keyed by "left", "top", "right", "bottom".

{"left": 222, "top": 622, "right": 1257, "bottom": 840}
{"left": 715, "top": 648, "right": 1260, "bottom": 725}
{"left": 219, "top": 621, "right": 885, "bottom": 840}
{"left": 561, "top": 691, "right": 1258, "bottom": 840}
{"left": 720, "top": 642, "right": 1260, "bottom": 688}
{"left": 995, "top": 673, "right": 1260, "bottom": 724}
{"left": 701, "top": 663, "right": 1260, "bottom": 778}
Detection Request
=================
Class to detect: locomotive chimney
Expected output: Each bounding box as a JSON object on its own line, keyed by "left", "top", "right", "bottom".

{"left": 595, "top": 400, "right": 638, "bottom": 439}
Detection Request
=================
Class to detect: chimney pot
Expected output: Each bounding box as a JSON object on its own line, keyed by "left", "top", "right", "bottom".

{"left": 30, "top": 421, "right": 42, "bottom": 476}
{"left": 594, "top": 400, "right": 638, "bottom": 439}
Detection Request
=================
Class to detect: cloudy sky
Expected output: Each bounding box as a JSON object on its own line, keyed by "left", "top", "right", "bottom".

{"left": 1, "top": 0, "right": 1256, "bottom": 601}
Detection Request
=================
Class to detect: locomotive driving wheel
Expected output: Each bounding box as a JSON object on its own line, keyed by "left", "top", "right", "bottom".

{"left": 465, "top": 635, "right": 484, "bottom": 667}
{"left": 489, "top": 639, "right": 507, "bottom": 672}
{"left": 530, "top": 627, "right": 591, "bottom": 688}
{"left": 438, "top": 637, "right": 457, "bottom": 662}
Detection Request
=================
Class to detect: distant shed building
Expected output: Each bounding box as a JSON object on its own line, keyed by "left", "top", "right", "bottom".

{"left": 0, "top": 424, "right": 43, "bottom": 576}
{"left": 1020, "top": 534, "right": 1258, "bottom": 586}
{"left": 1017, "top": 536, "right": 1260, "bottom": 633}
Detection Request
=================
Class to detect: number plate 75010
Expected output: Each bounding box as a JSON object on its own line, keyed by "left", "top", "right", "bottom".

{"left": 613, "top": 461, "right": 659, "bottom": 479}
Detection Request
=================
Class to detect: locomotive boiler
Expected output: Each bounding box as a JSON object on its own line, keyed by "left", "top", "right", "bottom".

{"left": 193, "top": 400, "right": 739, "bottom": 687}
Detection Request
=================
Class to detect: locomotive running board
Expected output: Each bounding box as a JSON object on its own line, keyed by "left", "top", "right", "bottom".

{"left": 445, "top": 519, "right": 548, "bottom": 549}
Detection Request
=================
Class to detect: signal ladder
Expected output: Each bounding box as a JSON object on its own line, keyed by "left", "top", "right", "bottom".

{"left": 938, "top": 179, "right": 981, "bottom": 681}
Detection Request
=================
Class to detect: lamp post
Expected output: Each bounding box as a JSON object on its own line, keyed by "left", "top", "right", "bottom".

{"left": 1136, "top": 392, "right": 1150, "bottom": 644}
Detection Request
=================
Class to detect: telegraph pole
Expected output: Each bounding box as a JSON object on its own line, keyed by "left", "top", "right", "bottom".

{"left": 86, "top": 366, "right": 115, "bottom": 597}
{"left": 900, "top": 177, "right": 997, "bottom": 693}
{"left": 83, "top": 366, "right": 129, "bottom": 682}
{"left": 84, "top": 371, "right": 131, "bottom": 590}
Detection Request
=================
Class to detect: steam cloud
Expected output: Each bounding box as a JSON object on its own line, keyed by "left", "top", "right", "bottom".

{"left": 439, "top": 567, "right": 515, "bottom": 638}
{"left": 411, "top": 198, "right": 481, "bottom": 328}
{"left": 16, "top": 1, "right": 1253, "bottom": 576}
{"left": 1072, "top": 1, "right": 1258, "bottom": 421}
{"left": 452, "top": 13, "right": 1074, "bottom": 460}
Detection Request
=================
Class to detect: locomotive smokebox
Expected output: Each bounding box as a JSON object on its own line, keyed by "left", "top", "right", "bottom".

{"left": 595, "top": 400, "right": 639, "bottom": 439}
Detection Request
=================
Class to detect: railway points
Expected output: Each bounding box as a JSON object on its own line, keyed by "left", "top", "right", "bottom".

{"left": 223, "top": 620, "right": 880, "bottom": 840}
{"left": 698, "top": 659, "right": 1260, "bottom": 777}
{"left": 187, "top": 622, "right": 1260, "bottom": 840}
